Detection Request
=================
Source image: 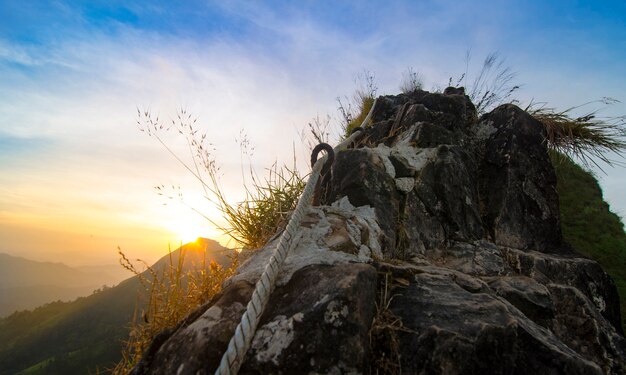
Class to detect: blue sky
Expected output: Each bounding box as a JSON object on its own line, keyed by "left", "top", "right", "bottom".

{"left": 0, "top": 0, "right": 625, "bottom": 265}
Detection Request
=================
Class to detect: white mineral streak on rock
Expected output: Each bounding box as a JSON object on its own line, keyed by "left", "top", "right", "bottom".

{"left": 376, "top": 142, "right": 438, "bottom": 175}
{"left": 589, "top": 282, "right": 607, "bottom": 312}
{"left": 395, "top": 177, "right": 415, "bottom": 193}
{"left": 523, "top": 180, "right": 551, "bottom": 220}
{"left": 226, "top": 197, "right": 383, "bottom": 288}
{"left": 371, "top": 144, "right": 396, "bottom": 177}
{"left": 357, "top": 245, "right": 372, "bottom": 262}
{"left": 251, "top": 313, "right": 303, "bottom": 365}
{"left": 400, "top": 146, "right": 438, "bottom": 171}
{"left": 313, "top": 294, "right": 331, "bottom": 308}
{"left": 335, "top": 198, "right": 384, "bottom": 259}
{"left": 474, "top": 120, "right": 498, "bottom": 140}
{"left": 185, "top": 305, "right": 223, "bottom": 343}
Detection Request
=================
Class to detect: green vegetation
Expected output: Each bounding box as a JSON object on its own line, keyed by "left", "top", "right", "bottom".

{"left": 0, "top": 240, "right": 233, "bottom": 375}
{"left": 531, "top": 100, "right": 626, "bottom": 169}
{"left": 2, "top": 59, "right": 624, "bottom": 373}
{"left": 0, "top": 277, "right": 139, "bottom": 374}
{"left": 552, "top": 152, "right": 626, "bottom": 333}
{"left": 113, "top": 245, "right": 236, "bottom": 374}
{"left": 338, "top": 70, "right": 378, "bottom": 137}
{"left": 345, "top": 96, "right": 375, "bottom": 136}
{"left": 140, "top": 109, "right": 307, "bottom": 251}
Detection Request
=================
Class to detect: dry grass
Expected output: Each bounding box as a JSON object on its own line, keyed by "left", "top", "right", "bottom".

{"left": 338, "top": 70, "right": 378, "bottom": 137}
{"left": 114, "top": 109, "right": 308, "bottom": 373}
{"left": 399, "top": 67, "right": 424, "bottom": 94}
{"left": 448, "top": 51, "right": 520, "bottom": 114}
{"left": 137, "top": 108, "right": 306, "bottom": 250}
{"left": 369, "top": 272, "right": 414, "bottom": 375}
{"left": 223, "top": 162, "right": 306, "bottom": 250}
{"left": 301, "top": 114, "right": 333, "bottom": 152}
{"left": 528, "top": 98, "right": 626, "bottom": 170}
{"left": 112, "top": 246, "right": 237, "bottom": 374}
{"left": 346, "top": 96, "right": 375, "bottom": 135}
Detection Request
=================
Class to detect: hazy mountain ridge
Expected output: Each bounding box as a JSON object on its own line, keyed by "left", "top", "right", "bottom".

{"left": 0, "top": 238, "right": 234, "bottom": 375}
{"left": 0, "top": 253, "right": 129, "bottom": 317}
{"left": 2, "top": 153, "right": 625, "bottom": 374}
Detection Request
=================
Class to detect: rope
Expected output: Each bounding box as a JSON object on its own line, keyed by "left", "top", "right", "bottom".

{"left": 215, "top": 151, "right": 327, "bottom": 375}
{"left": 214, "top": 98, "right": 377, "bottom": 375}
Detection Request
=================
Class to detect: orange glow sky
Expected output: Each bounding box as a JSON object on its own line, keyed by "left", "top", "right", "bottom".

{"left": 1, "top": 1, "right": 625, "bottom": 266}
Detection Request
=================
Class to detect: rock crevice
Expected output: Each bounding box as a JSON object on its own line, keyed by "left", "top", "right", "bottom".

{"left": 133, "top": 89, "right": 625, "bottom": 374}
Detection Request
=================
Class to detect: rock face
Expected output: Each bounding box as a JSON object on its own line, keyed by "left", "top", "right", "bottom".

{"left": 133, "top": 89, "right": 626, "bottom": 374}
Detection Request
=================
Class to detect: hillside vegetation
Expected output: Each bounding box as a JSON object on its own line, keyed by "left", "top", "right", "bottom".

{"left": 0, "top": 239, "right": 233, "bottom": 375}
{"left": 2, "top": 156, "right": 624, "bottom": 375}
{"left": 552, "top": 153, "right": 626, "bottom": 333}
{"left": 0, "top": 253, "right": 128, "bottom": 317}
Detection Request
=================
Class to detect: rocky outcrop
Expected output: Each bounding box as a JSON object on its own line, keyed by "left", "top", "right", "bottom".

{"left": 133, "top": 89, "right": 626, "bottom": 374}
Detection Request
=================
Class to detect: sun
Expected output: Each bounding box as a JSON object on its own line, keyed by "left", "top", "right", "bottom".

{"left": 168, "top": 216, "right": 211, "bottom": 245}
{"left": 160, "top": 199, "right": 225, "bottom": 246}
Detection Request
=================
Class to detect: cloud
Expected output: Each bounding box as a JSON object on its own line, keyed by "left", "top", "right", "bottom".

{"left": 1, "top": 0, "right": 624, "bottom": 264}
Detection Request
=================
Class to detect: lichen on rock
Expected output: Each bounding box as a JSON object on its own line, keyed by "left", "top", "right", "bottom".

{"left": 132, "top": 88, "right": 626, "bottom": 374}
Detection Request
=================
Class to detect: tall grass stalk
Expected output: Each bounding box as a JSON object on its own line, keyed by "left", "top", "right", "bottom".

{"left": 137, "top": 109, "right": 306, "bottom": 250}
{"left": 399, "top": 67, "right": 424, "bottom": 94}
{"left": 113, "top": 246, "right": 236, "bottom": 374}
{"left": 448, "top": 51, "right": 520, "bottom": 114}
{"left": 528, "top": 98, "right": 626, "bottom": 170}
{"left": 338, "top": 70, "right": 378, "bottom": 136}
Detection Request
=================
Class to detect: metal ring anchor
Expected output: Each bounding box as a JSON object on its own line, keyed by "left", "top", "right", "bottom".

{"left": 310, "top": 143, "right": 335, "bottom": 206}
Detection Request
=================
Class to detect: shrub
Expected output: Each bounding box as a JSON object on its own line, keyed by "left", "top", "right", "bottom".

{"left": 529, "top": 99, "right": 626, "bottom": 169}
{"left": 338, "top": 70, "right": 378, "bottom": 137}
{"left": 113, "top": 245, "right": 237, "bottom": 374}
{"left": 446, "top": 51, "right": 520, "bottom": 114}
{"left": 399, "top": 67, "right": 424, "bottom": 94}
{"left": 137, "top": 108, "right": 306, "bottom": 250}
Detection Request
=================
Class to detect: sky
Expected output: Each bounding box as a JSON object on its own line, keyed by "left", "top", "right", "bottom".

{"left": 0, "top": 0, "right": 625, "bottom": 266}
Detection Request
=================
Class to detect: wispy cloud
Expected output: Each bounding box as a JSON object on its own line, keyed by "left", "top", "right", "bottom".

{"left": 1, "top": 0, "right": 624, "bottom": 264}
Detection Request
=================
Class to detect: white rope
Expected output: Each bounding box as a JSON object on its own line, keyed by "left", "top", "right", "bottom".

{"left": 215, "top": 159, "right": 324, "bottom": 375}
{"left": 360, "top": 97, "right": 378, "bottom": 129}
{"left": 214, "top": 99, "right": 377, "bottom": 375}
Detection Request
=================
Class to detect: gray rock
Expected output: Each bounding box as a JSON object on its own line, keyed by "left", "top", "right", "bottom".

{"left": 133, "top": 91, "right": 626, "bottom": 374}
{"left": 330, "top": 148, "right": 401, "bottom": 257}
{"left": 392, "top": 267, "right": 604, "bottom": 375}
{"left": 478, "top": 104, "right": 563, "bottom": 252}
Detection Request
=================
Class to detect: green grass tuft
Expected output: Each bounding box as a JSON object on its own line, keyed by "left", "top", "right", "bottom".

{"left": 532, "top": 100, "right": 626, "bottom": 170}
{"left": 552, "top": 151, "right": 626, "bottom": 333}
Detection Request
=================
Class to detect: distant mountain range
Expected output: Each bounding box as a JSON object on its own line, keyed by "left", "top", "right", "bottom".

{"left": 2, "top": 152, "right": 625, "bottom": 374}
{"left": 0, "top": 253, "right": 129, "bottom": 317}
{"left": 0, "top": 238, "right": 234, "bottom": 375}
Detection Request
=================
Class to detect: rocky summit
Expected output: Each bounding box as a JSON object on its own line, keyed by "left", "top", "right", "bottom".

{"left": 132, "top": 89, "right": 626, "bottom": 374}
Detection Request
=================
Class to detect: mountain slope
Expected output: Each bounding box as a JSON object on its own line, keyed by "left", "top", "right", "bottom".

{"left": 0, "top": 238, "right": 233, "bottom": 375}
{"left": 552, "top": 153, "right": 626, "bottom": 333}
{"left": 0, "top": 253, "right": 127, "bottom": 317}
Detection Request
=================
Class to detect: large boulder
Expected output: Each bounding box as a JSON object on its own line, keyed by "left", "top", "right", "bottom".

{"left": 133, "top": 89, "right": 626, "bottom": 374}
{"left": 478, "top": 104, "right": 563, "bottom": 252}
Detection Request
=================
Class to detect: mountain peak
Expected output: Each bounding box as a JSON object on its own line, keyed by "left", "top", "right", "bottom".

{"left": 132, "top": 90, "right": 626, "bottom": 374}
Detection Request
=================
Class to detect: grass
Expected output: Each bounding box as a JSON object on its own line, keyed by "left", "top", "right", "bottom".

{"left": 399, "top": 67, "right": 424, "bottom": 94}
{"left": 128, "top": 63, "right": 625, "bottom": 374}
{"left": 552, "top": 151, "right": 626, "bottom": 333}
{"left": 369, "top": 270, "right": 415, "bottom": 375}
{"left": 112, "top": 246, "right": 237, "bottom": 374}
{"left": 338, "top": 70, "right": 378, "bottom": 137}
{"left": 529, "top": 99, "right": 626, "bottom": 170}
{"left": 345, "top": 96, "right": 375, "bottom": 136}
{"left": 116, "top": 110, "right": 307, "bottom": 372}
{"left": 447, "top": 51, "right": 520, "bottom": 114}
{"left": 138, "top": 108, "right": 306, "bottom": 251}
